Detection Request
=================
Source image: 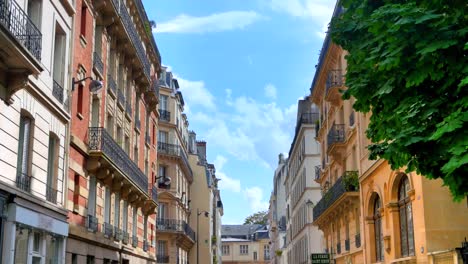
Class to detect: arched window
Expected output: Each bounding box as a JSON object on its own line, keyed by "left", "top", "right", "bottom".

{"left": 399, "top": 177, "right": 415, "bottom": 256}
{"left": 374, "top": 196, "right": 384, "bottom": 262}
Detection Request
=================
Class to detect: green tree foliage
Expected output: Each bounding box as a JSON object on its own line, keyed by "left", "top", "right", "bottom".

{"left": 243, "top": 210, "right": 268, "bottom": 225}
{"left": 330, "top": 0, "right": 468, "bottom": 200}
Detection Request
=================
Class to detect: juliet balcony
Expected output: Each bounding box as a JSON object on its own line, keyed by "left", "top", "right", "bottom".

{"left": 87, "top": 127, "right": 156, "bottom": 215}
{"left": 327, "top": 124, "right": 346, "bottom": 160}
{"left": 156, "top": 218, "right": 196, "bottom": 247}
{"left": 325, "top": 69, "right": 344, "bottom": 106}
{"left": 158, "top": 109, "right": 171, "bottom": 122}
{"left": 157, "top": 142, "right": 193, "bottom": 182}
{"left": 0, "top": 0, "right": 43, "bottom": 102}
{"left": 313, "top": 171, "right": 359, "bottom": 225}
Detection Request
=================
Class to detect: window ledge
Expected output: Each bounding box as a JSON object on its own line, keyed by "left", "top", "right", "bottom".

{"left": 80, "top": 35, "right": 87, "bottom": 48}
{"left": 390, "top": 256, "right": 417, "bottom": 264}
{"left": 77, "top": 112, "right": 84, "bottom": 120}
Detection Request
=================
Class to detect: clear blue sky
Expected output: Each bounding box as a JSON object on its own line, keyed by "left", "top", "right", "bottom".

{"left": 144, "top": 0, "right": 335, "bottom": 224}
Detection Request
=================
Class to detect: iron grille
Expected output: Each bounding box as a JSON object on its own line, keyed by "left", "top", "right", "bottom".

{"left": 326, "top": 69, "right": 344, "bottom": 91}
{"left": 355, "top": 233, "right": 361, "bottom": 248}
{"left": 46, "top": 184, "right": 57, "bottom": 203}
{"left": 143, "top": 240, "right": 149, "bottom": 252}
{"left": 159, "top": 109, "right": 170, "bottom": 122}
{"left": 114, "top": 226, "right": 122, "bottom": 241}
{"left": 52, "top": 80, "right": 64, "bottom": 103}
{"left": 156, "top": 218, "right": 195, "bottom": 241}
{"left": 0, "top": 0, "right": 42, "bottom": 60}
{"left": 132, "top": 235, "right": 138, "bottom": 248}
{"left": 156, "top": 255, "right": 169, "bottom": 263}
{"left": 103, "top": 222, "right": 113, "bottom": 238}
{"left": 15, "top": 173, "right": 31, "bottom": 192}
{"left": 86, "top": 215, "right": 98, "bottom": 232}
{"left": 88, "top": 127, "right": 148, "bottom": 192}
{"left": 313, "top": 172, "right": 359, "bottom": 221}
{"left": 327, "top": 124, "right": 345, "bottom": 151}
{"left": 122, "top": 231, "right": 130, "bottom": 244}
{"left": 93, "top": 52, "right": 104, "bottom": 74}
{"left": 107, "top": 75, "right": 117, "bottom": 96}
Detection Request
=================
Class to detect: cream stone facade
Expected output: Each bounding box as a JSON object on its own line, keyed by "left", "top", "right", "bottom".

{"left": 0, "top": 0, "right": 73, "bottom": 261}
{"left": 309, "top": 2, "right": 468, "bottom": 264}
{"left": 156, "top": 67, "right": 195, "bottom": 264}
{"left": 222, "top": 225, "right": 271, "bottom": 264}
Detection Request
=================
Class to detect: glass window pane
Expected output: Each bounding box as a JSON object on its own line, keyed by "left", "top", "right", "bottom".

{"left": 14, "top": 227, "right": 29, "bottom": 264}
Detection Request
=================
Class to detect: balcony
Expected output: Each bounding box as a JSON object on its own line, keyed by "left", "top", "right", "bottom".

{"left": 313, "top": 171, "right": 359, "bottom": 223}
{"left": 156, "top": 255, "right": 169, "bottom": 263}
{"left": 144, "top": 80, "right": 159, "bottom": 112}
{"left": 103, "top": 222, "right": 113, "bottom": 238}
{"left": 132, "top": 235, "right": 138, "bottom": 248}
{"left": 86, "top": 215, "right": 99, "bottom": 232}
{"left": 122, "top": 231, "right": 130, "bottom": 244}
{"left": 114, "top": 226, "right": 122, "bottom": 241}
{"left": 356, "top": 233, "right": 361, "bottom": 248}
{"left": 134, "top": 0, "right": 161, "bottom": 64}
{"left": 88, "top": 127, "right": 148, "bottom": 193}
{"left": 52, "top": 80, "right": 64, "bottom": 104}
{"left": 327, "top": 124, "right": 346, "bottom": 159}
{"left": 159, "top": 109, "right": 170, "bottom": 122}
{"left": 157, "top": 142, "right": 193, "bottom": 181}
{"left": 0, "top": 0, "right": 42, "bottom": 73}
{"left": 325, "top": 69, "right": 344, "bottom": 105}
{"left": 15, "top": 172, "right": 31, "bottom": 192}
{"left": 93, "top": 52, "right": 104, "bottom": 76}
{"left": 107, "top": 75, "right": 117, "bottom": 97}
{"left": 117, "top": 89, "right": 125, "bottom": 109}
{"left": 156, "top": 218, "right": 196, "bottom": 243}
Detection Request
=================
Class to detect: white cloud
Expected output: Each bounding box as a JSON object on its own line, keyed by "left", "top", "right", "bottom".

{"left": 266, "top": 0, "right": 334, "bottom": 21}
{"left": 264, "top": 83, "right": 277, "bottom": 99}
{"left": 176, "top": 77, "right": 216, "bottom": 110}
{"left": 244, "top": 187, "right": 269, "bottom": 212}
{"left": 156, "top": 11, "right": 264, "bottom": 34}
{"left": 213, "top": 155, "right": 241, "bottom": 193}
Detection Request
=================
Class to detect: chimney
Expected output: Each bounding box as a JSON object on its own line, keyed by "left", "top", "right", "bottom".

{"left": 196, "top": 141, "right": 207, "bottom": 164}
{"left": 189, "top": 131, "right": 197, "bottom": 154}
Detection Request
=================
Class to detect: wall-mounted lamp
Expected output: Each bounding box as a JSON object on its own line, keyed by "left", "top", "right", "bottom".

{"left": 305, "top": 199, "right": 314, "bottom": 207}
{"left": 155, "top": 175, "right": 171, "bottom": 189}
{"left": 72, "top": 76, "right": 103, "bottom": 93}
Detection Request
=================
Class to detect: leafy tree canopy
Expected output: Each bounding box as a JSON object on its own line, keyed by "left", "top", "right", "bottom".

{"left": 330, "top": 0, "right": 468, "bottom": 200}
{"left": 243, "top": 211, "right": 268, "bottom": 225}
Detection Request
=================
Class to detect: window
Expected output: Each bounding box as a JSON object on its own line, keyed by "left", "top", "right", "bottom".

{"left": 86, "top": 255, "right": 95, "bottom": 264}
{"left": 222, "top": 245, "right": 230, "bottom": 255}
{"left": 157, "top": 240, "right": 167, "bottom": 256}
{"left": 264, "top": 244, "right": 270, "bottom": 260}
{"left": 71, "top": 254, "right": 78, "bottom": 264}
{"left": 27, "top": 0, "right": 42, "bottom": 29}
{"left": 122, "top": 200, "right": 128, "bottom": 232}
{"left": 53, "top": 24, "right": 66, "bottom": 86}
{"left": 17, "top": 115, "right": 33, "bottom": 190}
{"left": 114, "top": 193, "right": 120, "bottom": 230}
{"left": 104, "top": 187, "right": 111, "bottom": 225}
{"left": 253, "top": 251, "right": 257, "bottom": 260}
{"left": 374, "top": 196, "right": 384, "bottom": 262}
{"left": 46, "top": 134, "right": 59, "bottom": 203}
{"left": 158, "top": 166, "right": 166, "bottom": 180}
{"left": 80, "top": 5, "right": 87, "bottom": 37}
{"left": 15, "top": 229, "right": 63, "bottom": 264}
{"left": 399, "top": 176, "right": 415, "bottom": 256}
{"left": 159, "top": 95, "right": 168, "bottom": 110}
{"left": 134, "top": 133, "right": 139, "bottom": 165}
{"left": 240, "top": 245, "right": 248, "bottom": 255}
{"left": 158, "top": 130, "right": 168, "bottom": 143}
{"left": 116, "top": 126, "right": 122, "bottom": 147}
{"left": 135, "top": 96, "right": 140, "bottom": 122}
{"left": 106, "top": 114, "right": 114, "bottom": 135}
{"left": 132, "top": 207, "right": 138, "bottom": 237}
{"left": 124, "top": 136, "right": 130, "bottom": 154}
{"left": 157, "top": 203, "right": 166, "bottom": 219}
{"left": 77, "top": 84, "right": 84, "bottom": 114}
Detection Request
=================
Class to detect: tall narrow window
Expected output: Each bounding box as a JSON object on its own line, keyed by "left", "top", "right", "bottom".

{"left": 80, "top": 5, "right": 87, "bottom": 37}
{"left": 399, "top": 176, "right": 414, "bottom": 256}
{"left": 132, "top": 207, "right": 138, "bottom": 237}
{"left": 77, "top": 84, "right": 84, "bottom": 114}
{"left": 106, "top": 114, "right": 114, "bottom": 136}
{"left": 158, "top": 131, "right": 167, "bottom": 143}
{"left": 53, "top": 24, "right": 66, "bottom": 87}
{"left": 27, "top": 0, "right": 42, "bottom": 29}
{"left": 17, "top": 115, "right": 33, "bottom": 191}
{"left": 374, "top": 196, "right": 384, "bottom": 262}
{"left": 122, "top": 200, "right": 128, "bottom": 232}
{"left": 124, "top": 136, "right": 130, "bottom": 154}
{"left": 159, "top": 95, "right": 168, "bottom": 110}
{"left": 88, "top": 176, "right": 97, "bottom": 217}
{"left": 114, "top": 193, "right": 120, "bottom": 230}
{"left": 157, "top": 241, "right": 167, "bottom": 257}
{"left": 157, "top": 203, "right": 166, "bottom": 219}
{"left": 135, "top": 96, "right": 140, "bottom": 122}
{"left": 73, "top": 174, "right": 80, "bottom": 210}
{"left": 91, "top": 98, "right": 100, "bottom": 127}
{"left": 46, "top": 134, "right": 59, "bottom": 203}
{"left": 104, "top": 188, "right": 111, "bottom": 224}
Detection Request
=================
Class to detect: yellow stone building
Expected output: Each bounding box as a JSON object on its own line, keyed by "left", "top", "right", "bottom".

{"left": 310, "top": 3, "right": 468, "bottom": 264}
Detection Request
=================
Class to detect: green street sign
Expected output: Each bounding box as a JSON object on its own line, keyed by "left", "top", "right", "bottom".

{"left": 311, "top": 253, "right": 331, "bottom": 264}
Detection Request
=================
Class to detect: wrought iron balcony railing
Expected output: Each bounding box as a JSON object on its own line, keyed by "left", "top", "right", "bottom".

{"left": 114, "top": 226, "right": 122, "bottom": 241}
{"left": 327, "top": 124, "right": 345, "bottom": 151}
{"left": 157, "top": 142, "right": 193, "bottom": 177}
{"left": 326, "top": 69, "right": 344, "bottom": 91}
{"left": 133, "top": 0, "right": 161, "bottom": 64}
{"left": 117, "top": 89, "right": 125, "bottom": 107}
{"left": 88, "top": 127, "right": 148, "bottom": 192}
{"left": 143, "top": 240, "right": 149, "bottom": 252}
{"left": 337, "top": 242, "right": 341, "bottom": 254}
{"left": 107, "top": 75, "right": 117, "bottom": 96}
{"left": 46, "top": 185, "right": 58, "bottom": 204}
{"left": 159, "top": 109, "right": 170, "bottom": 122}
{"left": 93, "top": 52, "right": 104, "bottom": 74}
{"left": 315, "top": 165, "right": 321, "bottom": 180}
{"left": 16, "top": 172, "right": 31, "bottom": 192}
{"left": 345, "top": 239, "right": 350, "bottom": 251}
{"left": 53, "top": 80, "right": 64, "bottom": 103}
{"left": 313, "top": 171, "right": 359, "bottom": 221}
{"left": 156, "top": 255, "right": 170, "bottom": 263}
{"left": 132, "top": 235, "right": 138, "bottom": 248}
{"left": 349, "top": 111, "right": 355, "bottom": 127}
{"left": 125, "top": 100, "right": 132, "bottom": 116}
{"left": 156, "top": 218, "right": 196, "bottom": 241}
{"left": 0, "top": 0, "right": 42, "bottom": 60}
{"left": 86, "top": 215, "right": 98, "bottom": 232}
{"left": 122, "top": 231, "right": 129, "bottom": 244}
{"left": 103, "top": 222, "right": 113, "bottom": 238}
{"left": 355, "top": 233, "right": 361, "bottom": 248}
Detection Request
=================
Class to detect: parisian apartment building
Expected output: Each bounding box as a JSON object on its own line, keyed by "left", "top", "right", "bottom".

{"left": 0, "top": 0, "right": 223, "bottom": 263}
{"left": 222, "top": 224, "right": 271, "bottom": 264}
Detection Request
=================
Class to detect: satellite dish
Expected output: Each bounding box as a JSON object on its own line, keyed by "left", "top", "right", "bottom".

{"left": 89, "top": 80, "right": 104, "bottom": 93}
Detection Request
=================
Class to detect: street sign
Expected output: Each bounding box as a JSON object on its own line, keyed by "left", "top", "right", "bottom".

{"left": 311, "top": 253, "right": 331, "bottom": 264}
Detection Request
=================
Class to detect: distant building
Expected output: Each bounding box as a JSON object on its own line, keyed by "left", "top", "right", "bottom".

{"left": 268, "top": 154, "right": 288, "bottom": 264}
{"left": 222, "top": 225, "right": 271, "bottom": 264}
